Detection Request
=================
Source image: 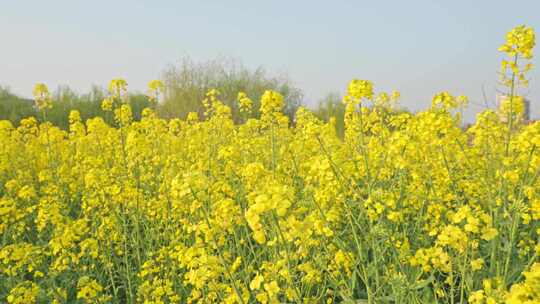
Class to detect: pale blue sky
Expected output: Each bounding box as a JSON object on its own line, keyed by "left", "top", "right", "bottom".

{"left": 1, "top": 1, "right": 539, "bottom": 120}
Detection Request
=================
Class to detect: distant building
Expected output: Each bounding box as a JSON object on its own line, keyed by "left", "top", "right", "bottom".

{"left": 496, "top": 94, "right": 531, "bottom": 122}
{"left": 524, "top": 98, "right": 531, "bottom": 121}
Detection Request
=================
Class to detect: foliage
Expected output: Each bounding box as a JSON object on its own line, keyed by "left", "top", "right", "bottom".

{"left": 0, "top": 86, "right": 36, "bottom": 123}
{"left": 159, "top": 57, "right": 303, "bottom": 121}
{"left": 0, "top": 85, "right": 154, "bottom": 129}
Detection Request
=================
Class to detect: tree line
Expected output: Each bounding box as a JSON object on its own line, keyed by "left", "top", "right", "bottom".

{"left": 1, "top": 57, "right": 362, "bottom": 136}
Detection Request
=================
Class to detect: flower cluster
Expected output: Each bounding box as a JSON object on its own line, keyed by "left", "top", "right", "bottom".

{"left": 147, "top": 79, "right": 165, "bottom": 104}
{"left": 237, "top": 92, "right": 253, "bottom": 114}
{"left": 32, "top": 83, "right": 52, "bottom": 110}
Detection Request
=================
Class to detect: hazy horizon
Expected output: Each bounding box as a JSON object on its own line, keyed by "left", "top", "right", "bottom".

{"left": 1, "top": 0, "right": 540, "bottom": 121}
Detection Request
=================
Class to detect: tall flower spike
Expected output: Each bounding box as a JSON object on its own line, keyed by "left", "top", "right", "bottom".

{"left": 32, "top": 83, "right": 52, "bottom": 110}
{"left": 237, "top": 92, "right": 253, "bottom": 114}
{"left": 347, "top": 79, "right": 374, "bottom": 101}
{"left": 498, "top": 25, "right": 535, "bottom": 59}
{"left": 259, "top": 90, "right": 284, "bottom": 116}
{"left": 108, "top": 78, "right": 128, "bottom": 101}
{"left": 498, "top": 26, "right": 535, "bottom": 125}
{"left": 147, "top": 79, "right": 164, "bottom": 104}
